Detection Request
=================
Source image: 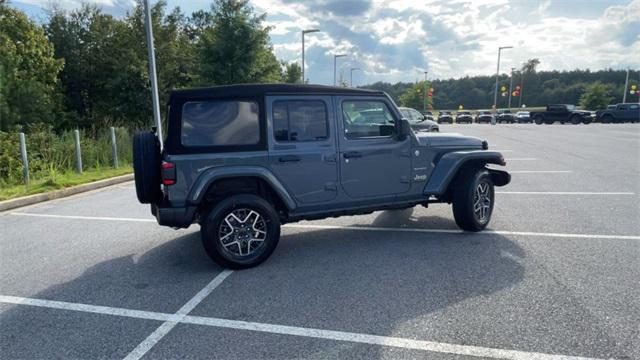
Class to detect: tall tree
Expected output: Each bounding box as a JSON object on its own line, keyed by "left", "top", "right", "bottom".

{"left": 398, "top": 81, "right": 432, "bottom": 111}
{"left": 0, "top": 5, "right": 64, "bottom": 130}
{"left": 281, "top": 61, "right": 301, "bottom": 84}
{"left": 196, "top": 0, "right": 281, "bottom": 85}
{"left": 519, "top": 58, "right": 540, "bottom": 107}
{"left": 579, "top": 81, "right": 613, "bottom": 110}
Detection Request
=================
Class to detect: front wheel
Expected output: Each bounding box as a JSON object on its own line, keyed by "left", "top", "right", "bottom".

{"left": 452, "top": 168, "right": 495, "bottom": 231}
{"left": 201, "top": 194, "right": 281, "bottom": 269}
{"left": 534, "top": 115, "right": 544, "bottom": 125}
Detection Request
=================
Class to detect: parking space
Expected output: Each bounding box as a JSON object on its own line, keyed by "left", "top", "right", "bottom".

{"left": 1, "top": 124, "right": 639, "bottom": 359}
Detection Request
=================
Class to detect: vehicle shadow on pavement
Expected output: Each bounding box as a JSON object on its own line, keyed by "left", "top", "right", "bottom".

{"left": 370, "top": 207, "right": 459, "bottom": 229}
{"left": 190, "top": 211, "right": 528, "bottom": 359}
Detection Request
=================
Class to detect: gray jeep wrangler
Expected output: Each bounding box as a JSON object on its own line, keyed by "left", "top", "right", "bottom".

{"left": 133, "top": 84, "right": 510, "bottom": 269}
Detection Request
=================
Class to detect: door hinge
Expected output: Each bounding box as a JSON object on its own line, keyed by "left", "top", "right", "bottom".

{"left": 324, "top": 182, "right": 337, "bottom": 191}
{"left": 323, "top": 154, "right": 337, "bottom": 162}
{"left": 400, "top": 176, "right": 410, "bottom": 183}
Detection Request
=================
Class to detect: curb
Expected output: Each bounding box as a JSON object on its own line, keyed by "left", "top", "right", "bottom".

{"left": 0, "top": 174, "right": 134, "bottom": 212}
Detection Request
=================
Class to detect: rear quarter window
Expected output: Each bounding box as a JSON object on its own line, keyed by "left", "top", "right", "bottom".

{"left": 181, "top": 100, "right": 259, "bottom": 147}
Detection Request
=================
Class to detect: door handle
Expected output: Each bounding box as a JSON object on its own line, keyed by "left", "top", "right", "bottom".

{"left": 279, "top": 155, "right": 301, "bottom": 163}
{"left": 343, "top": 151, "right": 362, "bottom": 159}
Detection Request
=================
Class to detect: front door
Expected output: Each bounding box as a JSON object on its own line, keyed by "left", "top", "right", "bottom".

{"left": 337, "top": 97, "right": 412, "bottom": 198}
{"left": 267, "top": 96, "right": 338, "bottom": 205}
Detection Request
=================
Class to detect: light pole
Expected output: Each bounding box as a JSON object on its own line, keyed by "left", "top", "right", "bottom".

{"left": 623, "top": 68, "right": 630, "bottom": 103}
{"left": 508, "top": 67, "right": 515, "bottom": 109}
{"left": 493, "top": 46, "right": 513, "bottom": 111}
{"left": 350, "top": 68, "right": 360, "bottom": 87}
{"left": 334, "top": 54, "right": 346, "bottom": 86}
{"left": 301, "top": 29, "right": 320, "bottom": 84}
{"left": 143, "top": 0, "right": 163, "bottom": 149}
{"left": 423, "top": 71, "right": 428, "bottom": 112}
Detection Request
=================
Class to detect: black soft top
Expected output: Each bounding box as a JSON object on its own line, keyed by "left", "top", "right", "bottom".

{"left": 169, "top": 83, "right": 384, "bottom": 102}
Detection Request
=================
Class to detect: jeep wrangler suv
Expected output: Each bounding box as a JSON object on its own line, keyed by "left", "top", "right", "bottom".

{"left": 133, "top": 84, "right": 510, "bottom": 269}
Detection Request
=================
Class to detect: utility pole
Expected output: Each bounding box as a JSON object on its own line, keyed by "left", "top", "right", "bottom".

{"left": 143, "top": 0, "right": 163, "bottom": 150}
{"left": 333, "top": 54, "right": 346, "bottom": 86}
{"left": 350, "top": 68, "right": 360, "bottom": 87}
{"left": 623, "top": 68, "right": 630, "bottom": 103}
{"left": 508, "top": 67, "right": 515, "bottom": 109}
{"left": 519, "top": 70, "right": 524, "bottom": 108}
{"left": 423, "top": 71, "right": 428, "bottom": 112}
{"left": 493, "top": 46, "right": 513, "bottom": 111}
{"left": 301, "top": 29, "right": 320, "bottom": 84}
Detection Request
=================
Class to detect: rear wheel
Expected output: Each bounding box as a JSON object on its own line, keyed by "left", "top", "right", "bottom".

{"left": 452, "top": 168, "right": 494, "bottom": 231}
{"left": 601, "top": 115, "right": 614, "bottom": 124}
{"left": 133, "top": 132, "right": 161, "bottom": 203}
{"left": 201, "top": 194, "right": 280, "bottom": 269}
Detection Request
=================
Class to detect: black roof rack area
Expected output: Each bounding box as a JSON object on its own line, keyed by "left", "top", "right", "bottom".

{"left": 169, "top": 83, "right": 384, "bottom": 101}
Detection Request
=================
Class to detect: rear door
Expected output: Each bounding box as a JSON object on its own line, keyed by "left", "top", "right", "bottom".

{"left": 267, "top": 96, "right": 338, "bottom": 204}
{"left": 337, "top": 97, "right": 412, "bottom": 199}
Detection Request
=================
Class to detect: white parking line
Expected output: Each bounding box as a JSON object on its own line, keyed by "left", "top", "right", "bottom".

{"left": 0, "top": 294, "right": 602, "bottom": 360}
{"left": 505, "top": 158, "right": 537, "bottom": 161}
{"left": 496, "top": 191, "right": 635, "bottom": 195}
{"left": 123, "top": 270, "right": 233, "bottom": 360}
{"left": 507, "top": 171, "right": 572, "bottom": 174}
{"left": 9, "top": 212, "right": 640, "bottom": 240}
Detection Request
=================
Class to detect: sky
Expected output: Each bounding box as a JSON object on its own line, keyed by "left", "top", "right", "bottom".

{"left": 11, "top": 0, "right": 640, "bottom": 86}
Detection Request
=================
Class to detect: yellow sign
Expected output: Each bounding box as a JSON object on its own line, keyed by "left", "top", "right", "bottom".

{"left": 501, "top": 86, "right": 507, "bottom": 91}
{"left": 632, "top": 84, "right": 638, "bottom": 90}
{"left": 459, "top": 105, "right": 464, "bottom": 110}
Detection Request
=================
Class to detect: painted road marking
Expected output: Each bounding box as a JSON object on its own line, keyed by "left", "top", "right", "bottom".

{"left": 507, "top": 171, "right": 572, "bottom": 174}
{"left": 0, "top": 295, "right": 602, "bottom": 360}
{"left": 505, "top": 158, "right": 537, "bottom": 161}
{"left": 123, "top": 270, "right": 233, "bottom": 360}
{"left": 9, "top": 212, "right": 640, "bottom": 240}
{"left": 496, "top": 191, "right": 635, "bottom": 195}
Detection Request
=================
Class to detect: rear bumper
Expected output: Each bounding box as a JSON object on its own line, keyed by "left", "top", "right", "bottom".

{"left": 151, "top": 203, "right": 196, "bottom": 228}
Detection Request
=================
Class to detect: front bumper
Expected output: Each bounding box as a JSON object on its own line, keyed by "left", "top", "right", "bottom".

{"left": 151, "top": 203, "right": 197, "bottom": 228}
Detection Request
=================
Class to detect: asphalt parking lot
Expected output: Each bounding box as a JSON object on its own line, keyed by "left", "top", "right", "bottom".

{"left": 1, "top": 124, "right": 639, "bottom": 360}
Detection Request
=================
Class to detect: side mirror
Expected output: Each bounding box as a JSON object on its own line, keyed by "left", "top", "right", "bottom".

{"left": 398, "top": 118, "right": 412, "bottom": 140}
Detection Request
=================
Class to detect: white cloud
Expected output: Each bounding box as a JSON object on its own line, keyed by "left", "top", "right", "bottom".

{"left": 13, "top": 0, "right": 640, "bottom": 84}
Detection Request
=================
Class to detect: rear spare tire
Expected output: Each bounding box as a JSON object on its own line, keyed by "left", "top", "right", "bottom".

{"left": 133, "top": 132, "right": 161, "bottom": 203}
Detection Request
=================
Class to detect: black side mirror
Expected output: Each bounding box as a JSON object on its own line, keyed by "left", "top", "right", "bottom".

{"left": 398, "top": 118, "right": 412, "bottom": 140}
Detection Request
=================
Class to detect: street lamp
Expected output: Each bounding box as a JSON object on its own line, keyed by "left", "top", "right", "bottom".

{"left": 301, "top": 29, "right": 320, "bottom": 84}
{"left": 334, "top": 54, "right": 347, "bottom": 86}
{"left": 350, "top": 68, "right": 360, "bottom": 87}
{"left": 493, "top": 46, "right": 513, "bottom": 111}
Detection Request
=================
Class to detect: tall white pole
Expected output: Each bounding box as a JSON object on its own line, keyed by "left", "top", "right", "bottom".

{"left": 301, "top": 32, "right": 305, "bottom": 84}
{"left": 333, "top": 54, "right": 346, "bottom": 86}
{"left": 143, "top": 0, "right": 163, "bottom": 150}
{"left": 493, "top": 46, "right": 513, "bottom": 111}
{"left": 623, "top": 68, "right": 629, "bottom": 103}
{"left": 508, "top": 67, "right": 515, "bottom": 109}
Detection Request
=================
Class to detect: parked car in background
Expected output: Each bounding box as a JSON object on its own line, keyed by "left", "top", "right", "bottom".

{"left": 456, "top": 111, "right": 473, "bottom": 124}
{"left": 496, "top": 109, "right": 515, "bottom": 124}
{"left": 596, "top": 103, "right": 640, "bottom": 123}
{"left": 133, "top": 84, "right": 510, "bottom": 268}
{"left": 475, "top": 111, "right": 494, "bottom": 124}
{"left": 530, "top": 104, "right": 593, "bottom": 125}
{"left": 515, "top": 111, "right": 531, "bottom": 123}
{"left": 437, "top": 111, "right": 454, "bottom": 124}
{"left": 421, "top": 111, "right": 435, "bottom": 121}
{"left": 399, "top": 107, "right": 439, "bottom": 132}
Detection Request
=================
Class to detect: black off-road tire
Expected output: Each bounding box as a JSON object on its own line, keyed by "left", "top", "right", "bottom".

{"left": 570, "top": 115, "right": 582, "bottom": 125}
{"left": 201, "top": 194, "right": 280, "bottom": 269}
{"left": 534, "top": 115, "right": 544, "bottom": 125}
{"left": 452, "top": 167, "right": 495, "bottom": 231}
{"left": 133, "top": 132, "right": 161, "bottom": 204}
{"left": 601, "top": 115, "right": 614, "bottom": 124}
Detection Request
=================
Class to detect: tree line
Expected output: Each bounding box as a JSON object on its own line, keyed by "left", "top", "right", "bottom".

{"left": 0, "top": 0, "right": 301, "bottom": 131}
{"left": 365, "top": 65, "right": 638, "bottom": 111}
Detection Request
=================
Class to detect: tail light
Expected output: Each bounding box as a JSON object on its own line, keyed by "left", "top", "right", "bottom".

{"left": 161, "top": 161, "right": 176, "bottom": 186}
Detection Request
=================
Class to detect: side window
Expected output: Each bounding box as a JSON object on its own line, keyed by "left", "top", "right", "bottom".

{"left": 342, "top": 100, "right": 396, "bottom": 139}
{"left": 181, "top": 100, "right": 259, "bottom": 147}
{"left": 618, "top": 105, "right": 628, "bottom": 111}
{"left": 628, "top": 104, "right": 638, "bottom": 110}
{"left": 411, "top": 110, "right": 423, "bottom": 121}
{"left": 272, "top": 100, "right": 328, "bottom": 142}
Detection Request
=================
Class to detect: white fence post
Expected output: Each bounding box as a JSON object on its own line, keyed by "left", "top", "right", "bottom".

{"left": 110, "top": 127, "right": 118, "bottom": 168}
{"left": 74, "top": 129, "right": 83, "bottom": 174}
{"left": 19, "top": 132, "right": 29, "bottom": 185}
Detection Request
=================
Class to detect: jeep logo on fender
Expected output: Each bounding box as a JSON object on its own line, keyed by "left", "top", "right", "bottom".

{"left": 413, "top": 174, "right": 427, "bottom": 181}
